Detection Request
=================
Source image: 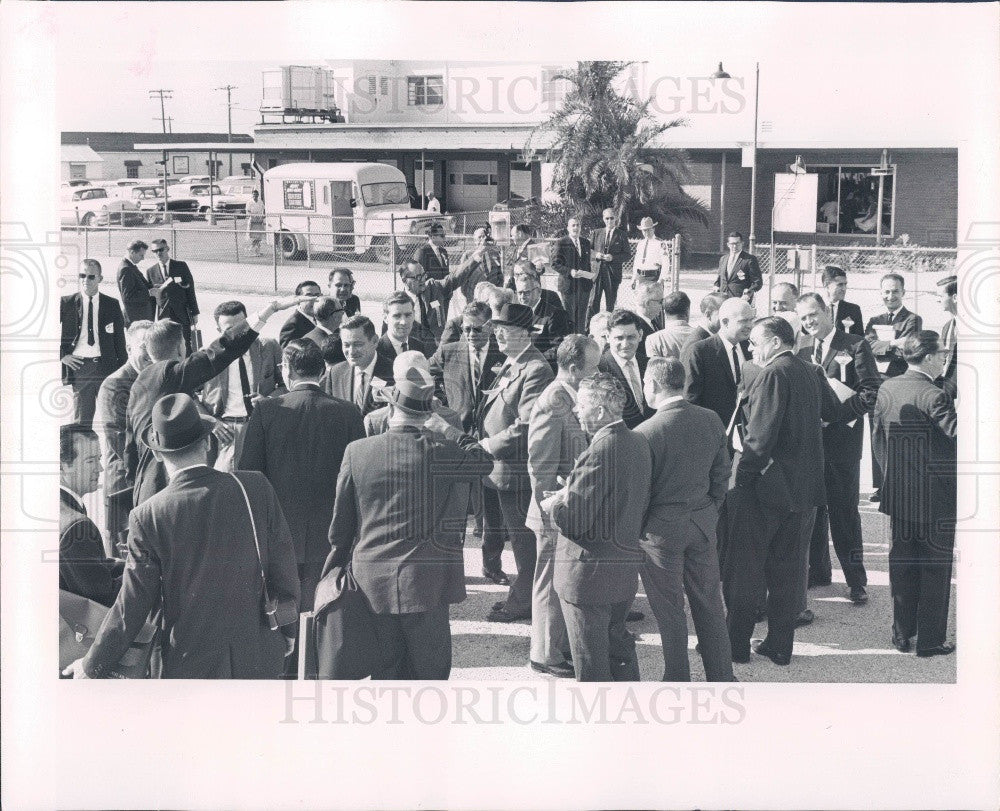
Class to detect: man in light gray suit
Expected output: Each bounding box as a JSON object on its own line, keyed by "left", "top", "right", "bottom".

{"left": 636, "top": 357, "right": 735, "bottom": 681}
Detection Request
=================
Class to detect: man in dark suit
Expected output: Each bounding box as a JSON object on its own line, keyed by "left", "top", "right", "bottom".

{"left": 146, "top": 239, "right": 200, "bottom": 353}
{"left": 321, "top": 367, "right": 494, "bottom": 679}
{"left": 822, "top": 265, "right": 864, "bottom": 336}
{"left": 688, "top": 292, "right": 726, "bottom": 346}
{"left": 453, "top": 229, "right": 504, "bottom": 320}
{"left": 872, "top": 331, "right": 956, "bottom": 657}
{"left": 125, "top": 296, "right": 303, "bottom": 508}
{"left": 201, "top": 301, "right": 286, "bottom": 471}
{"left": 505, "top": 224, "right": 537, "bottom": 286}
{"left": 865, "top": 272, "right": 923, "bottom": 495}
{"left": 301, "top": 296, "right": 346, "bottom": 365}
{"left": 64, "top": 394, "right": 300, "bottom": 679}
{"left": 328, "top": 269, "right": 362, "bottom": 317}
{"left": 722, "top": 317, "right": 837, "bottom": 666}
{"left": 60, "top": 259, "right": 127, "bottom": 428}
{"left": 550, "top": 216, "right": 593, "bottom": 332}
{"left": 59, "top": 424, "right": 123, "bottom": 607}
{"left": 477, "top": 302, "right": 555, "bottom": 621}
{"left": 936, "top": 275, "right": 958, "bottom": 399}
{"left": 681, "top": 297, "right": 755, "bottom": 435}
{"left": 544, "top": 374, "right": 652, "bottom": 681}
{"left": 95, "top": 319, "right": 153, "bottom": 553}
{"left": 598, "top": 308, "right": 653, "bottom": 429}
{"left": 279, "top": 280, "right": 322, "bottom": 348}
{"left": 378, "top": 291, "right": 429, "bottom": 360}
{"left": 515, "top": 269, "right": 570, "bottom": 367}
{"left": 399, "top": 260, "right": 459, "bottom": 352}
{"left": 511, "top": 259, "right": 563, "bottom": 311}
{"left": 632, "top": 280, "right": 665, "bottom": 366}
{"left": 588, "top": 208, "right": 630, "bottom": 317}
{"left": 796, "top": 293, "right": 881, "bottom": 603}
{"left": 323, "top": 315, "right": 395, "bottom": 416}
{"left": 714, "top": 231, "right": 763, "bottom": 302}
{"left": 117, "top": 240, "right": 156, "bottom": 325}
{"left": 415, "top": 223, "right": 451, "bottom": 283}
{"left": 238, "top": 339, "right": 365, "bottom": 610}
{"left": 637, "top": 357, "right": 735, "bottom": 682}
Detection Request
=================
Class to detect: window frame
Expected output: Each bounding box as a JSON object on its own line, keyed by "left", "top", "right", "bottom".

{"left": 282, "top": 179, "right": 315, "bottom": 211}
{"left": 407, "top": 75, "right": 444, "bottom": 107}
{"left": 807, "top": 162, "right": 897, "bottom": 238}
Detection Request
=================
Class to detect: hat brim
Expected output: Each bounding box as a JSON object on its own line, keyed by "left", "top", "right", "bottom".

{"left": 141, "top": 414, "right": 216, "bottom": 453}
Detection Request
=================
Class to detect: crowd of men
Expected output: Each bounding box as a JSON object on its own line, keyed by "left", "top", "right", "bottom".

{"left": 59, "top": 220, "right": 958, "bottom": 680}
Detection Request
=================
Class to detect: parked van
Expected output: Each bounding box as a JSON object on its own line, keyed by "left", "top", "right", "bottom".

{"left": 262, "top": 162, "right": 453, "bottom": 260}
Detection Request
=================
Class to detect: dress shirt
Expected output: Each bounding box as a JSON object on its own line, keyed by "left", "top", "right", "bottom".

{"left": 612, "top": 351, "right": 645, "bottom": 407}
{"left": 658, "top": 394, "right": 685, "bottom": 408}
{"left": 830, "top": 300, "right": 839, "bottom": 324}
{"left": 290, "top": 380, "right": 322, "bottom": 391}
{"left": 469, "top": 344, "right": 487, "bottom": 386}
{"left": 726, "top": 251, "right": 739, "bottom": 275}
{"left": 353, "top": 355, "right": 379, "bottom": 398}
{"left": 222, "top": 350, "right": 255, "bottom": 418}
{"left": 73, "top": 294, "right": 101, "bottom": 358}
{"left": 168, "top": 463, "right": 212, "bottom": 481}
{"left": 812, "top": 328, "right": 834, "bottom": 365}
{"left": 719, "top": 335, "right": 746, "bottom": 384}
{"left": 634, "top": 238, "right": 666, "bottom": 273}
{"left": 388, "top": 334, "right": 410, "bottom": 355}
{"left": 59, "top": 485, "right": 86, "bottom": 513}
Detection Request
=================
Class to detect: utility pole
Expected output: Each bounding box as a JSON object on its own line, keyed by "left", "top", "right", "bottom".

{"left": 216, "top": 84, "right": 237, "bottom": 176}
{"left": 149, "top": 88, "right": 173, "bottom": 134}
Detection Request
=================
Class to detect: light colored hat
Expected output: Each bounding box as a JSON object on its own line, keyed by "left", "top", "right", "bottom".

{"left": 387, "top": 366, "right": 435, "bottom": 414}
{"left": 638, "top": 217, "right": 658, "bottom": 230}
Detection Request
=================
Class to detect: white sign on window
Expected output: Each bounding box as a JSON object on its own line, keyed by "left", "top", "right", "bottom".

{"left": 681, "top": 184, "right": 712, "bottom": 208}
{"left": 772, "top": 172, "right": 818, "bottom": 233}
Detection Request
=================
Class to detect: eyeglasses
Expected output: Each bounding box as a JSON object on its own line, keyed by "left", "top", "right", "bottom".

{"left": 404, "top": 275, "right": 427, "bottom": 282}
{"left": 462, "top": 325, "right": 487, "bottom": 334}
{"left": 78, "top": 274, "right": 98, "bottom": 280}
{"left": 152, "top": 248, "right": 168, "bottom": 254}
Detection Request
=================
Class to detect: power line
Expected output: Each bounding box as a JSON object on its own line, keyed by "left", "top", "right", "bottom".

{"left": 148, "top": 88, "right": 173, "bottom": 135}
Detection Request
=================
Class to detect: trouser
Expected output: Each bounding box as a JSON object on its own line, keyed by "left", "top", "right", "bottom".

{"left": 482, "top": 487, "right": 537, "bottom": 615}
{"left": 795, "top": 507, "right": 818, "bottom": 615}
{"left": 809, "top": 453, "right": 868, "bottom": 589}
{"left": 370, "top": 604, "right": 452, "bottom": 680}
{"left": 587, "top": 268, "right": 621, "bottom": 317}
{"left": 559, "top": 596, "right": 639, "bottom": 682}
{"left": 889, "top": 518, "right": 954, "bottom": 651}
{"left": 530, "top": 528, "right": 569, "bottom": 665}
{"left": 721, "top": 486, "right": 814, "bottom": 661}
{"left": 565, "top": 280, "right": 593, "bottom": 334}
{"left": 641, "top": 533, "right": 734, "bottom": 682}
{"left": 868, "top": 413, "right": 883, "bottom": 491}
{"left": 70, "top": 357, "right": 111, "bottom": 429}
{"left": 212, "top": 417, "right": 250, "bottom": 472}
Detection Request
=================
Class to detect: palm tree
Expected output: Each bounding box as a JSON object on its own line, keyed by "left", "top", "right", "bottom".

{"left": 526, "top": 61, "right": 708, "bottom": 238}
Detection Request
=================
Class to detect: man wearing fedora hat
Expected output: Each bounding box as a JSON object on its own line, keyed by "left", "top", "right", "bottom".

{"left": 64, "top": 393, "right": 300, "bottom": 679}
{"left": 476, "top": 301, "right": 554, "bottom": 622}
{"left": 320, "top": 367, "right": 494, "bottom": 679}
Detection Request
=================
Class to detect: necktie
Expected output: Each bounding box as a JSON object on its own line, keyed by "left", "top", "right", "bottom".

{"left": 355, "top": 371, "right": 367, "bottom": 410}
{"left": 813, "top": 338, "right": 823, "bottom": 365}
{"left": 418, "top": 295, "right": 429, "bottom": 325}
{"left": 606, "top": 228, "right": 613, "bottom": 250}
{"left": 731, "top": 345, "right": 742, "bottom": 385}
{"left": 472, "top": 350, "right": 481, "bottom": 385}
{"left": 831, "top": 301, "right": 839, "bottom": 323}
{"left": 944, "top": 319, "right": 955, "bottom": 350}
{"left": 401, "top": 339, "right": 408, "bottom": 353}
{"left": 238, "top": 356, "right": 253, "bottom": 415}
{"left": 86, "top": 296, "right": 95, "bottom": 345}
{"left": 626, "top": 361, "right": 644, "bottom": 408}
{"left": 641, "top": 241, "right": 649, "bottom": 263}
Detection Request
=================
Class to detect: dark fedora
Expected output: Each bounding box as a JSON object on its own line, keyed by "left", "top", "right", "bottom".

{"left": 492, "top": 302, "right": 534, "bottom": 330}
{"left": 142, "top": 393, "right": 216, "bottom": 452}
{"left": 386, "top": 366, "right": 435, "bottom": 414}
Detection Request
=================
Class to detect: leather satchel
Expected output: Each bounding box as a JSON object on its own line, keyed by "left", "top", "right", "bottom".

{"left": 59, "top": 589, "right": 156, "bottom": 678}
{"left": 311, "top": 564, "right": 379, "bottom": 679}
{"left": 755, "top": 459, "right": 795, "bottom": 512}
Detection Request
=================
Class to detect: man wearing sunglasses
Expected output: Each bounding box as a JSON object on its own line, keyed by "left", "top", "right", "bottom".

{"left": 146, "top": 239, "right": 200, "bottom": 353}
{"left": 60, "top": 259, "right": 127, "bottom": 428}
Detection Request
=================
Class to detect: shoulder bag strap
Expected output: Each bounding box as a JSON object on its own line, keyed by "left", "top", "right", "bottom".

{"left": 230, "top": 472, "right": 271, "bottom": 605}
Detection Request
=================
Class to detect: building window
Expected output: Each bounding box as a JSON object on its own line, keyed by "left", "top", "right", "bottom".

{"left": 282, "top": 180, "right": 314, "bottom": 210}
{"left": 367, "top": 75, "right": 377, "bottom": 96}
{"left": 69, "top": 163, "right": 87, "bottom": 180}
{"left": 172, "top": 156, "right": 190, "bottom": 175}
{"left": 205, "top": 159, "right": 223, "bottom": 178}
{"left": 449, "top": 173, "right": 498, "bottom": 187}
{"left": 379, "top": 77, "right": 390, "bottom": 97}
{"left": 812, "top": 164, "right": 895, "bottom": 236}
{"left": 124, "top": 162, "right": 141, "bottom": 179}
{"left": 407, "top": 76, "right": 444, "bottom": 106}
{"left": 240, "top": 163, "right": 251, "bottom": 176}
{"left": 541, "top": 67, "right": 572, "bottom": 108}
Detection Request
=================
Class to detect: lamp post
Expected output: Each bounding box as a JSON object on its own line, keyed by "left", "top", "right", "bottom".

{"left": 713, "top": 62, "right": 759, "bottom": 253}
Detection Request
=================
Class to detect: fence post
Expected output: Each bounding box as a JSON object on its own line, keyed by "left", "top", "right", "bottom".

{"left": 305, "top": 215, "right": 311, "bottom": 269}
{"left": 672, "top": 233, "right": 681, "bottom": 292}
{"left": 389, "top": 213, "right": 397, "bottom": 290}
{"left": 108, "top": 223, "right": 112, "bottom": 255}
{"left": 84, "top": 225, "right": 89, "bottom": 258}
{"left": 171, "top": 223, "right": 177, "bottom": 257}
{"left": 811, "top": 244, "right": 818, "bottom": 293}
{"left": 767, "top": 243, "right": 776, "bottom": 312}
{"left": 233, "top": 215, "right": 240, "bottom": 263}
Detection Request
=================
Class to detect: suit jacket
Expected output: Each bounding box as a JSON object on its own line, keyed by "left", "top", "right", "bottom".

{"left": 59, "top": 488, "right": 123, "bottom": 607}
{"left": 529, "top": 296, "right": 571, "bottom": 365}
{"left": 376, "top": 333, "right": 429, "bottom": 362}
{"left": 476, "top": 344, "right": 555, "bottom": 490}
{"left": 405, "top": 280, "right": 458, "bottom": 350}
{"left": 831, "top": 299, "right": 864, "bottom": 337}
{"left": 117, "top": 259, "right": 154, "bottom": 324}
{"left": 645, "top": 321, "right": 698, "bottom": 361}
{"left": 598, "top": 349, "right": 653, "bottom": 429}
{"left": 439, "top": 291, "right": 563, "bottom": 345}
{"left": 364, "top": 399, "right": 463, "bottom": 437}
{"left": 321, "top": 355, "right": 396, "bottom": 416}
{"left": 146, "top": 259, "right": 198, "bottom": 326}
{"left": 451, "top": 247, "right": 504, "bottom": 318}
{"left": 415, "top": 242, "right": 450, "bottom": 281}
{"left": 126, "top": 323, "right": 259, "bottom": 507}
{"left": 939, "top": 317, "right": 957, "bottom": 399}
{"left": 59, "top": 292, "right": 127, "bottom": 384}
{"left": 735, "top": 351, "right": 838, "bottom": 511}
{"left": 551, "top": 235, "right": 593, "bottom": 302}
{"left": 429, "top": 337, "right": 503, "bottom": 431}
{"left": 797, "top": 329, "right": 881, "bottom": 461}
{"left": 552, "top": 422, "right": 652, "bottom": 606}
{"left": 279, "top": 310, "right": 315, "bottom": 348}
{"left": 589, "top": 226, "right": 630, "bottom": 282}
{"left": 340, "top": 294, "right": 362, "bottom": 318}
{"left": 872, "top": 369, "right": 956, "bottom": 524}
{"left": 322, "top": 425, "right": 493, "bottom": 614}
{"left": 201, "top": 337, "right": 285, "bottom": 418}
{"left": 635, "top": 399, "right": 730, "bottom": 565}
{"left": 505, "top": 238, "right": 537, "bottom": 276}
{"left": 634, "top": 314, "right": 661, "bottom": 367}
{"left": 864, "top": 306, "right": 922, "bottom": 378}
{"left": 95, "top": 361, "right": 139, "bottom": 498}
{"left": 82, "top": 468, "right": 300, "bottom": 679}
{"left": 237, "top": 384, "right": 365, "bottom": 565}
{"left": 715, "top": 250, "right": 763, "bottom": 299}
{"left": 526, "top": 379, "right": 588, "bottom": 534}
{"left": 302, "top": 325, "right": 345, "bottom": 364}
{"left": 687, "top": 324, "right": 712, "bottom": 345}
{"left": 681, "top": 334, "right": 750, "bottom": 429}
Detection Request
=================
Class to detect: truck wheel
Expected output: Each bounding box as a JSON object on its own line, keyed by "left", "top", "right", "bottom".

{"left": 81, "top": 213, "right": 96, "bottom": 228}
{"left": 278, "top": 231, "right": 302, "bottom": 260}
{"left": 142, "top": 212, "right": 159, "bottom": 225}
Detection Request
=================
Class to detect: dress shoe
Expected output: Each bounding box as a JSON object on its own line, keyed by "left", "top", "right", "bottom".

{"left": 731, "top": 650, "right": 751, "bottom": 664}
{"left": 868, "top": 492, "right": 881, "bottom": 503}
{"left": 795, "top": 609, "right": 815, "bottom": 627}
{"left": 626, "top": 610, "right": 644, "bottom": 622}
{"left": 486, "top": 607, "right": 530, "bottom": 623}
{"left": 751, "top": 638, "right": 791, "bottom": 666}
{"left": 916, "top": 643, "right": 956, "bottom": 658}
{"left": 530, "top": 660, "right": 575, "bottom": 678}
{"left": 481, "top": 567, "right": 510, "bottom": 586}
{"left": 808, "top": 574, "right": 832, "bottom": 588}
{"left": 849, "top": 586, "right": 869, "bottom": 605}
{"left": 891, "top": 635, "right": 912, "bottom": 653}
{"left": 492, "top": 600, "right": 506, "bottom": 612}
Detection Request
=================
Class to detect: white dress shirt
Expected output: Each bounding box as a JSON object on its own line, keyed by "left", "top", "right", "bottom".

{"left": 222, "top": 351, "right": 255, "bottom": 418}
{"left": 73, "top": 294, "right": 102, "bottom": 358}
{"left": 719, "top": 335, "right": 747, "bottom": 383}
{"left": 611, "top": 351, "right": 645, "bottom": 407}
{"left": 634, "top": 238, "right": 667, "bottom": 274}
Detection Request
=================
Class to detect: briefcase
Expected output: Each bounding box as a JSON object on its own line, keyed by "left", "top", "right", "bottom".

{"left": 755, "top": 460, "right": 795, "bottom": 512}
{"left": 190, "top": 328, "right": 204, "bottom": 352}
{"left": 59, "top": 590, "right": 157, "bottom": 678}
{"left": 311, "top": 565, "right": 379, "bottom": 680}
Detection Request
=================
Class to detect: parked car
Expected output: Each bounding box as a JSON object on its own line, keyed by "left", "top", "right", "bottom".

{"left": 127, "top": 184, "right": 200, "bottom": 224}
{"left": 171, "top": 182, "right": 227, "bottom": 219}
{"left": 62, "top": 179, "right": 94, "bottom": 188}
{"left": 177, "top": 175, "right": 212, "bottom": 185}
{"left": 213, "top": 176, "right": 257, "bottom": 216}
{"left": 60, "top": 186, "right": 141, "bottom": 227}
{"left": 97, "top": 178, "right": 144, "bottom": 200}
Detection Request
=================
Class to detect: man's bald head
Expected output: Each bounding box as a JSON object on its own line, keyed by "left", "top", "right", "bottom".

{"left": 718, "top": 297, "right": 756, "bottom": 343}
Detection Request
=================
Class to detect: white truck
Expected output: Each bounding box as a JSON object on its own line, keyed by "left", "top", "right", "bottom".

{"left": 262, "top": 162, "right": 453, "bottom": 260}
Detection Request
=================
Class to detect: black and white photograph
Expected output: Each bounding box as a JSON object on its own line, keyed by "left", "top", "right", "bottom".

{"left": 2, "top": 2, "right": 998, "bottom": 809}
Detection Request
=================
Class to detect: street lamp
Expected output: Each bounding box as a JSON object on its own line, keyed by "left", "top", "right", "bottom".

{"left": 713, "top": 61, "right": 759, "bottom": 253}
{"left": 767, "top": 156, "right": 808, "bottom": 304}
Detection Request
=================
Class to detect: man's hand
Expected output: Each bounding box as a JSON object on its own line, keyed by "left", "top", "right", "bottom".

{"left": 741, "top": 289, "right": 754, "bottom": 302}
{"left": 870, "top": 340, "right": 891, "bottom": 355}
{"left": 423, "top": 412, "right": 452, "bottom": 435}
{"left": 540, "top": 487, "right": 567, "bottom": 517}
{"left": 570, "top": 269, "right": 582, "bottom": 279}
{"left": 284, "top": 636, "right": 295, "bottom": 657}
{"left": 889, "top": 336, "right": 908, "bottom": 350}
{"left": 213, "top": 420, "right": 236, "bottom": 444}
{"left": 249, "top": 393, "right": 267, "bottom": 405}
{"left": 190, "top": 315, "right": 199, "bottom": 327}
{"left": 271, "top": 294, "right": 314, "bottom": 312}
{"left": 61, "top": 658, "right": 89, "bottom": 678}
{"left": 60, "top": 354, "right": 84, "bottom": 371}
